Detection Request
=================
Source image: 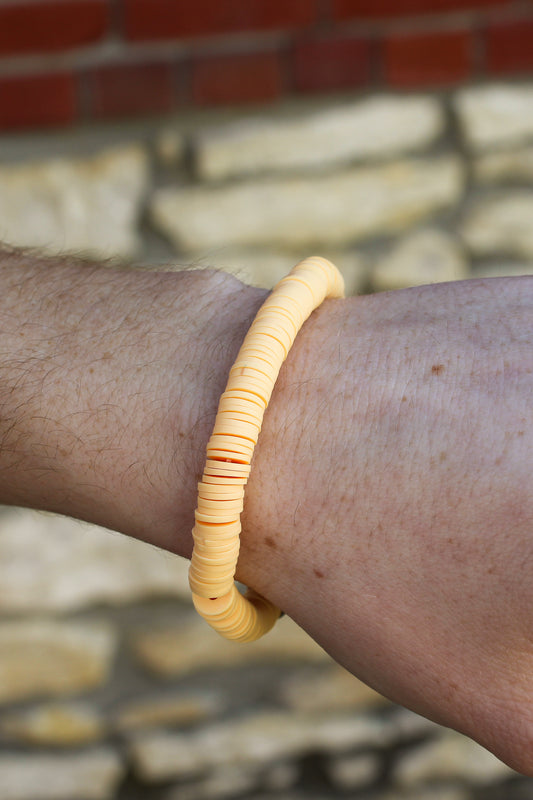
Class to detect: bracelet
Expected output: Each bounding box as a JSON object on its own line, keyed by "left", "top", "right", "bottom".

{"left": 189, "top": 257, "right": 345, "bottom": 642}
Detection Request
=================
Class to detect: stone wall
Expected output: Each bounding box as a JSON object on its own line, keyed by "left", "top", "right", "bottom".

{"left": 0, "top": 84, "right": 532, "bottom": 799}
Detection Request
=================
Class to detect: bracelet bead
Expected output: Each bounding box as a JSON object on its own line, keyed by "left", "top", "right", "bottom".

{"left": 189, "top": 257, "right": 344, "bottom": 642}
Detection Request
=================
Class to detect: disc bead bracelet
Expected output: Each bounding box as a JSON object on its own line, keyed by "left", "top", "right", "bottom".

{"left": 189, "top": 257, "right": 345, "bottom": 642}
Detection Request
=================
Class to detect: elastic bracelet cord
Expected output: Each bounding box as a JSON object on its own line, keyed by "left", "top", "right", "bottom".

{"left": 189, "top": 257, "right": 345, "bottom": 642}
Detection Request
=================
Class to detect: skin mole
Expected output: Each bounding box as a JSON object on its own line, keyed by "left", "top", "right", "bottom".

{"left": 431, "top": 364, "right": 445, "bottom": 375}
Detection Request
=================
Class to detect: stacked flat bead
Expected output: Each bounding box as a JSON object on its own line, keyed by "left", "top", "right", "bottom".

{"left": 189, "top": 256, "right": 345, "bottom": 642}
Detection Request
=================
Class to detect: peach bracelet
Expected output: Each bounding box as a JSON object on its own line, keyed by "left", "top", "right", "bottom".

{"left": 189, "top": 257, "right": 345, "bottom": 642}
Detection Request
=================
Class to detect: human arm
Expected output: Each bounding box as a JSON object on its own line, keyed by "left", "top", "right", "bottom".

{"left": 0, "top": 248, "right": 267, "bottom": 552}
{"left": 0, "top": 247, "right": 531, "bottom": 772}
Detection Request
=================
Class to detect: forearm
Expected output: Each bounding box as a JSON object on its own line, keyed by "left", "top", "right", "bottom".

{"left": 0, "top": 249, "right": 267, "bottom": 554}
{"left": 2, "top": 247, "right": 532, "bottom": 771}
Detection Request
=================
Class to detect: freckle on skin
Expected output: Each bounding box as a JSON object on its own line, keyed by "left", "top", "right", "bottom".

{"left": 314, "top": 568, "right": 325, "bottom": 579}
{"left": 431, "top": 364, "right": 445, "bottom": 375}
{"left": 265, "top": 536, "right": 277, "bottom": 550}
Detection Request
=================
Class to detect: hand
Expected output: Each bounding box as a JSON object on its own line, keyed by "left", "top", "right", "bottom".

{"left": 240, "top": 276, "right": 533, "bottom": 773}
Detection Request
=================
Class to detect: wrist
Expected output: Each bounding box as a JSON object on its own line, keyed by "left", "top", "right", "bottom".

{"left": 151, "top": 267, "right": 267, "bottom": 557}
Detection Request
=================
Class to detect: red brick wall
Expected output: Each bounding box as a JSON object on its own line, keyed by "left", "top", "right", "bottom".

{"left": 0, "top": 0, "right": 531, "bottom": 131}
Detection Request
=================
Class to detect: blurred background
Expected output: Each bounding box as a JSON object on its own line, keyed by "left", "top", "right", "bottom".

{"left": 0, "top": 1, "right": 532, "bottom": 799}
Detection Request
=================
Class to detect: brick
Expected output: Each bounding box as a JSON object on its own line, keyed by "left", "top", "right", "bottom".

{"left": 0, "top": 1, "right": 108, "bottom": 56}
{"left": 486, "top": 19, "right": 533, "bottom": 74}
{"left": 0, "top": 73, "right": 76, "bottom": 131}
{"left": 291, "top": 34, "right": 371, "bottom": 93}
{"left": 333, "top": 0, "right": 512, "bottom": 19}
{"left": 88, "top": 61, "right": 176, "bottom": 119}
{"left": 124, "top": 0, "right": 316, "bottom": 41}
{"left": 192, "top": 52, "right": 284, "bottom": 106}
{"left": 384, "top": 29, "right": 472, "bottom": 87}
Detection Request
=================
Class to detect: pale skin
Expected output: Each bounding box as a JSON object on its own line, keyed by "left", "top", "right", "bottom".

{"left": 0, "top": 247, "right": 531, "bottom": 773}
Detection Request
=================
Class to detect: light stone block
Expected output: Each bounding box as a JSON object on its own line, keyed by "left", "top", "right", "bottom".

{"left": 191, "top": 248, "right": 368, "bottom": 295}
{"left": 129, "top": 707, "right": 438, "bottom": 782}
{"left": 129, "top": 711, "right": 381, "bottom": 781}
{"left": 186, "top": 249, "right": 295, "bottom": 289}
{"left": 151, "top": 156, "right": 464, "bottom": 252}
{"left": 226, "top": 796, "right": 304, "bottom": 800}
{"left": 163, "top": 762, "right": 298, "bottom": 800}
{"left": 0, "top": 749, "right": 123, "bottom": 800}
{"left": 155, "top": 129, "right": 187, "bottom": 168}
{"left": 279, "top": 664, "right": 389, "bottom": 713}
{"left": 0, "top": 508, "right": 190, "bottom": 613}
{"left": 474, "top": 145, "right": 533, "bottom": 183}
{"left": 394, "top": 731, "right": 513, "bottom": 786}
{"left": 132, "top": 612, "right": 330, "bottom": 677}
{"left": 461, "top": 192, "right": 533, "bottom": 259}
{"left": 360, "top": 788, "right": 470, "bottom": 800}
{"left": 0, "top": 619, "right": 116, "bottom": 703}
{"left": 371, "top": 229, "right": 469, "bottom": 291}
{"left": 114, "top": 690, "right": 224, "bottom": 732}
{"left": 473, "top": 261, "right": 533, "bottom": 279}
{"left": 164, "top": 766, "right": 260, "bottom": 800}
{"left": 196, "top": 95, "right": 444, "bottom": 181}
{"left": 0, "top": 702, "right": 105, "bottom": 747}
{"left": 455, "top": 84, "right": 533, "bottom": 150}
{"left": 0, "top": 144, "right": 148, "bottom": 260}
{"left": 326, "top": 752, "right": 381, "bottom": 790}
